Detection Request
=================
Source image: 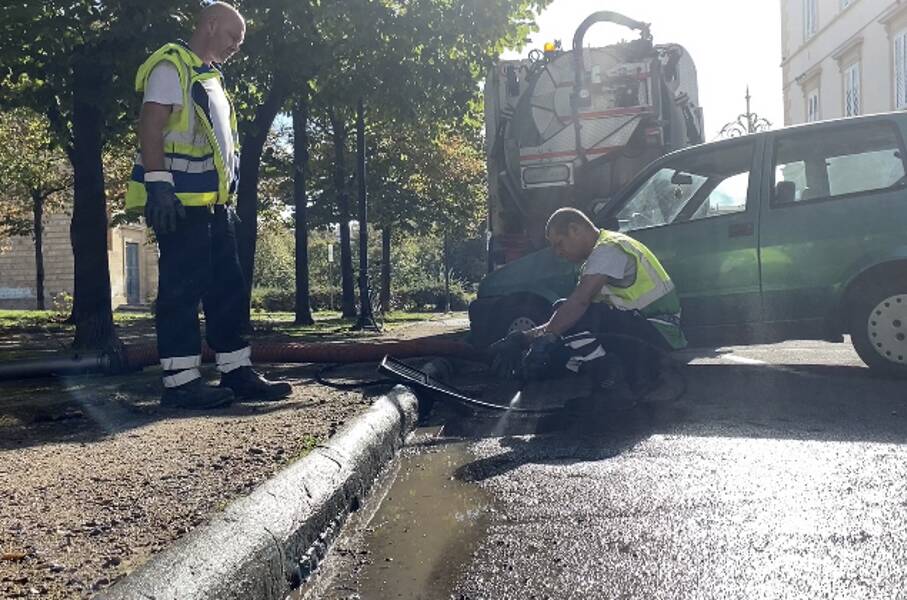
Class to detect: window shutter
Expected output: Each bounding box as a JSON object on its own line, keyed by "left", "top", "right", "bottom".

{"left": 896, "top": 32, "right": 907, "bottom": 109}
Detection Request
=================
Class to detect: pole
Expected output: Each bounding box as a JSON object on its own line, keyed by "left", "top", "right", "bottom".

{"left": 745, "top": 86, "right": 754, "bottom": 134}
{"left": 354, "top": 98, "right": 379, "bottom": 331}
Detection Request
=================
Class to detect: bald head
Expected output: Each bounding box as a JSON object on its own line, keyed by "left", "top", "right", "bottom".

{"left": 197, "top": 2, "right": 245, "bottom": 28}
{"left": 191, "top": 2, "right": 246, "bottom": 64}
{"left": 545, "top": 208, "right": 600, "bottom": 264}
{"left": 545, "top": 208, "right": 596, "bottom": 238}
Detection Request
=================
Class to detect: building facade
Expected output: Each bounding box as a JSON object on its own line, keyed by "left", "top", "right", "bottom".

{"left": 0, "top": 214, "right": 159, "bottom": 310}
{"left": 781, "top": 0, "right": 907, "bottom": 125}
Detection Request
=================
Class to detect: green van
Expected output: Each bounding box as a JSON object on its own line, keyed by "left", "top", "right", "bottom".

{"left": 469, "top": 113, "right": 907, "bottom": 376}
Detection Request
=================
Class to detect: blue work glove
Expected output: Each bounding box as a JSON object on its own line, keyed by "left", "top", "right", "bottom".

{"left": 144, "top": 173, "right": 185, "bottom": 235}
{"left": 489, "top": 330, "right": 531, "bottom": 379}
{"left": 521, "top": 333, "right": 567, "bottom": 381}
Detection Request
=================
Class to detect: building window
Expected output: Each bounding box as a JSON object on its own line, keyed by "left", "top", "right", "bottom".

{"left": 896, "top": 30, "right": 907, "bottom": 109}
{"left": 804, "top": 0, "right": 819, "bottom": 40}
{"left": 807, "top": 89, "right": 821, "bottom": 122}
{"left": 844, "top": 63, "right": 861, "bottom": 116}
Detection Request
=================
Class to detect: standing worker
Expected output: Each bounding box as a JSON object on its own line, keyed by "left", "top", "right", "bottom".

{"left": 125, "top": 2, "right": 291, "bottom": 409}
{"left": 491, "top": 208, "right": 686, "bottom": 407}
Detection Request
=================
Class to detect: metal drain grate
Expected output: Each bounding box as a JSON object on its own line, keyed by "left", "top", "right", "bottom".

{"left": 378, "top": 356, "right": 557, "bottom": 414}
{"left": 379, "top": 356, "right": 465, "bottom": 398}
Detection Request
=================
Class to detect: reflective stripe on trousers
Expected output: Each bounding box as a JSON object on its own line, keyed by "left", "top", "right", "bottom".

{"left": 216, "top": 346, "right": 252, "bottom": 373}
{"left": 563, "top": 331, "right": 607, "bottom": 373}
{"left": 162, "top": 368, "right": 201, "bottom": 388}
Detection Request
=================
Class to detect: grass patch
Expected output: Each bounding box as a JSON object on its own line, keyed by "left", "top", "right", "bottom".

{"left": 0, "top": 308, "right": 458, "bottom": 339}
{"left": 0, "top": 310, "right": 72, "bottom": 332}
{"left": 288, "top": 435, "right": 320, "bottom": 462}
{"left": 0, "top": 309, "right": 154, "bottom": 328}
{"left": 252, "top": 310, "right": 448, "bottom": 336}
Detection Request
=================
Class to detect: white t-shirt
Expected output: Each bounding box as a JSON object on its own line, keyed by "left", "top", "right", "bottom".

{"left": 143, "top": 63, "right": 236, "bottom": 183}
{"left": 582, "top": 244, "right": 636, "bottom": 288}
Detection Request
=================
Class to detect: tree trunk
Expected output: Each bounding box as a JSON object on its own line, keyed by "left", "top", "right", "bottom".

{"left": 442, "top": 234, "right": 451, "bottom": 313}
{"left": 292, "top": 97, "right": 315, "bottom": 326}
{"left": 354, "top": 99, "right": 374, "bottom": 329}
{"left": 69, "top": 57, "right": 118, "bottom": 351}
{"left": 380, "top": 226, "right": 391, "bottom": 314}
{"left": 329, "top": 107, "right": 357, "bottom": 319}
{"left": 236, "top": 81, "right": 288, "bottom": 328}
{"left": 32, "top": 191, "right": 45, "bottom": 311}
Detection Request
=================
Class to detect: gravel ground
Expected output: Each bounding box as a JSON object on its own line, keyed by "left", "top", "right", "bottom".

{"left": 0, "top": 315, "right": 468, "bottom": 599}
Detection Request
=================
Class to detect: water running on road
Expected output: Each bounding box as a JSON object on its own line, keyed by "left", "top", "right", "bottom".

{"left": 298, "top": 440, "right": 490, "bottom": 599}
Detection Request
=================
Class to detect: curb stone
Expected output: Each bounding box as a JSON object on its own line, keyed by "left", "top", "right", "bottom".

{"left": 97, "top": 385, "right": 419, "bottom": 600}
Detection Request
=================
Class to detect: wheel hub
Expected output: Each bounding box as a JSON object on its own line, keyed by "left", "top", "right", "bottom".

{"left": 868, "top": 294, "right": 907, "bottom": 364}
{"left": 508, "top": 316, "right": 538, "bottom": 335}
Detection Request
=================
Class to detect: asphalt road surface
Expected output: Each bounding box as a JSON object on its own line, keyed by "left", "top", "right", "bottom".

{"left": 307, "top": 340, "right": 907, "bottom": 600}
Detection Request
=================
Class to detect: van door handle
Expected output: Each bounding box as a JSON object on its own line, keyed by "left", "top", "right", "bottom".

{"left": 728, "top": 222, "right": 754, "bottom": 238}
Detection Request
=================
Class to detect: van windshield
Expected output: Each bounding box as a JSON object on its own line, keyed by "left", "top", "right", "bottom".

{"left": 615, "top": 141, "right": 754, "bottom": 231}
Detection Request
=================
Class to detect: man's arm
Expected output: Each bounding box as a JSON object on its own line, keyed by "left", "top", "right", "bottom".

{"left": 529, "top": 273, "right": 608, "bottom": 338}
{"left": 138, "top": 102, "right": 173, "bottom": 173}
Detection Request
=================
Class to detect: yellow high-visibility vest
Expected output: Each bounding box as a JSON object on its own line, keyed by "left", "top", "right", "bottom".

{"left": 125, "top": 43, "right": 238, "bottom": 212}
{"left": 585, "top": 229, "right": 675, "bottom": 311}
{"left": 584, "top": 229, "right": 687, "bottom": 349}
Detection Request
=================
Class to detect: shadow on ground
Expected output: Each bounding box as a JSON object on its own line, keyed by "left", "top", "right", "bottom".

{"left": 448, "top": 360, "right": 906, "bottom": 484}
{"left": 0, "top": 361, "right": 392, "bottom": 452}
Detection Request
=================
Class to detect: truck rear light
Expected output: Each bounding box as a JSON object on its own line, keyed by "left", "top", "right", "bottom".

{"left": 645, "top": 127, "right": 663, "bottom": 146}
{"left": 522, "top": 164, "right": 572, "bottom": 187}
{"left": 491, "top": 234, "right": 532, "bottom": 266}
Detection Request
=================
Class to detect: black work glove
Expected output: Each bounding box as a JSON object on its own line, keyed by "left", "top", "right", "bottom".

{"left": 521, "top": 333, "right": 567, "bottom": 381}
{"left": 144, "top": 174, "right": 185, "bottom": 235}
{"left": 489, "top": 330, "right": 531, "bottom": 379}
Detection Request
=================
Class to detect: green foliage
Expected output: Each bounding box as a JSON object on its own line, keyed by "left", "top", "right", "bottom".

{"left": 0, "top": 109, "right": 71, "bottom": 237}
{"left": 394, "top": 281, "right": 472, "bottom": 312}
{"left": 51, "top": 292, "right": 73, "bottom": 318}
{"left": 252, "top": 280, "right": 470, "bottom": 313}
{"left": 0, "top": 1, "right": 193, "bottom": 152}
{"left": 311, "top": 0, "right": 552, "bottom": 123}
{"left": 253, "top": 223, "right": 296, "bottom": 289}
{"left": 251, "top": 286, "right": 342, "bottom": 313}
{"left": 253, "top": 220, "right": 482, "bottom": 312}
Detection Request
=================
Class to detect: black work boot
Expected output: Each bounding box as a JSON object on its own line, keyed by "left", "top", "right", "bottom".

{"left": 161, "top": 378, "right": 234, "bottom": 410}
{"left": 583, "top": 355, "right": 637, "bottom": 412}
{"left": 219, "top": 366, "right": 292, "bottom": 401}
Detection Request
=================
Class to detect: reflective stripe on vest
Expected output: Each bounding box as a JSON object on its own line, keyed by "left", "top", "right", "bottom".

{"left": 125, "top": 43, "right": 237, "bottom": 212}
{"left": 585, "top": 230, "right": 675, "bottom": 312}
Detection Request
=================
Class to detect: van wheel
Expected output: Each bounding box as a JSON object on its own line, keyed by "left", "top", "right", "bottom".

{"left": 849, "top": 281, "right": 907, "bottom": 377}
{"left": 487, "top": 298, "right": 552, "bottom": 345}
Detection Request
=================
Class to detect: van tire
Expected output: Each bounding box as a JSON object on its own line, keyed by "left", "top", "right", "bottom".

{"left": 484, "top": 297, "right": 552, "bottom": 347}
{"left": 849, "top": 280, "right": 907, "bottom": 378}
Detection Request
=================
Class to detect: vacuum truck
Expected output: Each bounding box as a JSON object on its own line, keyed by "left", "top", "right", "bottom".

{"left": 471, "top": 11, "right": 705, "bottom": 345}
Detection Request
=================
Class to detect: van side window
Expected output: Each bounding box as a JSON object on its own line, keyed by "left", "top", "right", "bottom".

{"left": 773, "top": 121, "right": 907, "bottom": 205}
{"left": 616, "top": 141, "right": 753, "bottom": 232}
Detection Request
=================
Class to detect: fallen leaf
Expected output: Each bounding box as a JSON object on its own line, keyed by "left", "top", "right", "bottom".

{"left": 3, "top": 550, "right": 27, "bottom": 561}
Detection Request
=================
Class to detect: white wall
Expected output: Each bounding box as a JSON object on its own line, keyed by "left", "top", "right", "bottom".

{"left": 782, "top": 0, "right": 907, "bottom": 124}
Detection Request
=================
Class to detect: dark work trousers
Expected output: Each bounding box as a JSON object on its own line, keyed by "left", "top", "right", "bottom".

{"left": 559, "top": 301, "right": 670, "bottom": 385}
{"left": 155, "top": 205, "right": 249, "bottom": 360}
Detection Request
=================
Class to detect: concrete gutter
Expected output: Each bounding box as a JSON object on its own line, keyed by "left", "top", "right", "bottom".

{"left": 98, "top": 385, "right": 419, "bottom": 600}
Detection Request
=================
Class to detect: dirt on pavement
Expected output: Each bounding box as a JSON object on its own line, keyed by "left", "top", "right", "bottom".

{"left": 0, "top": 315, "right": 469, "bottom": 599}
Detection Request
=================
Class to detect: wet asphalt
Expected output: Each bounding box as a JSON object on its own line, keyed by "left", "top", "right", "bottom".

{"left": 312, "top": 340, "right": 907, "bottom": 599}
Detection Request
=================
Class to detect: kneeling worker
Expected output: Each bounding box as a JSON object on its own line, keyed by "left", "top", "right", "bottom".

{"left": 491, "top": 208, "right": 687, "bottom": 404}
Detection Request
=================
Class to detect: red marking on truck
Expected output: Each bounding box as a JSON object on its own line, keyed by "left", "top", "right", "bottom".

{"left": 519, "top": 146, "right": 616, "bottom": 162}
{"left": 573, "top": 106, "right": 652, "bottom": 120}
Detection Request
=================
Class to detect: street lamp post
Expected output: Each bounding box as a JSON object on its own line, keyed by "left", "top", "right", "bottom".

{"left": 718, "top": 86, "right": 772, "bottom": 138}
